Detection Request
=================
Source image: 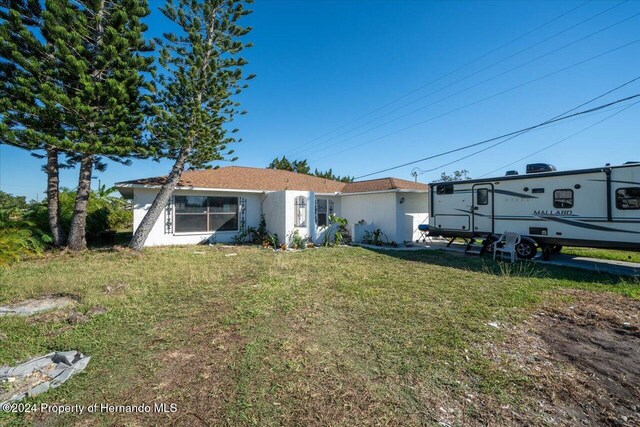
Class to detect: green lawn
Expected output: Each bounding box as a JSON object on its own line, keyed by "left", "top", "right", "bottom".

{"left": 561, "top": 246, "right": 640, "bottom": 263}
{"left": 0, "top": 246, "right": 637, "bottom": 426}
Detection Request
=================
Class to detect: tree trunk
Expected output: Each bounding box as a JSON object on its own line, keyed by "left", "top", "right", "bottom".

{"left": 67, "top": 153, "right": 94, "bottom": 251}
{"left": 45, "top": 145, "right": 66, "bottom": 247}
{"left": 129, "top": 147, "right": 191, "bottom": 251}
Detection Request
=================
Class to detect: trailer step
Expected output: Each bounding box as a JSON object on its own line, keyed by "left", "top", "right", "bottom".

{"left": 464, "top": 242, "right": 485, "bottom": 256}
{"left": 464, "top": 239, "right": 490, "bottom": 256}
{"left": 464, "top": 246, "right": 484, "bottom": 255}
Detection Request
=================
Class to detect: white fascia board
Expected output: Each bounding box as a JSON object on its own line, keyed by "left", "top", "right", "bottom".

{"left": 339, "top": 189, "right": 428, "bottom": 196}
{"left": 115, "top": 183, "right": 267, "bottom": 194}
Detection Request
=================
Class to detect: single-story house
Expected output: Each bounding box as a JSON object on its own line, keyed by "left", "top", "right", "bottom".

{"left": 116, "top": 166, "right": 429, "bottom": 247}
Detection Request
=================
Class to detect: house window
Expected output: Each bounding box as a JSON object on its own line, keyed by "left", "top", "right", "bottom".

{"left": 477, "top": 188, "right": 489, "bottom": 205}
{"left": 174, "top": 196, "right": 238, "bottom": 233}
{"left": 436, "top": 184, "right": 454, "bottom": 195}
{"left": 616, "top": 187, "right": 640, "bottom": 210}
{"left": 294, "top": 196, "right": 307, "bottom": 227}
{"left": 316, "top": 199, "right": 328, "bottom": 226}
{"left": 553, "top": 189, "right": 574, "bottom": 208}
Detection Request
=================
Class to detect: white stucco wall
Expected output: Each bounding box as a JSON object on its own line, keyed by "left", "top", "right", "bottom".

{"left": 397, "top": 192, "right": 429, "bottom": 243}
{"left": 341, "top": 192, "right": 399, "bottom": 243}
{"left": 132, "top": 188, "right": 264, "bottom": 246}
{"left": 262, "top": 190, "right": 286, "bottom": 244}
{"left": 282, "top": 190, "right": 314, "bottom": 244}
{"left": 341, "top": 191, "right": 429, "bottom": 243}
{"left": 131, "top": 186, "right": 429, "bottom": 247}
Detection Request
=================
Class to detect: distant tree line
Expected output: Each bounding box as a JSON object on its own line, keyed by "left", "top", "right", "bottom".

{"left": 434, "top": 170, "right": 471, "bottom": 182}
{"left": 268, "top": 156, "right": 354, "bottom": 182}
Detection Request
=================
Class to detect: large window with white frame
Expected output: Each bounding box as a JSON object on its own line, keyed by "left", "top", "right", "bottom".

{"left": 174, "top": 196, "right": 239, "bottom": 233}
{"left": 294, "top": 196, "right": 307, "bottom": 227}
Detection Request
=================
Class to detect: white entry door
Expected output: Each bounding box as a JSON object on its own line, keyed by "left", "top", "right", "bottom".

{"left": 472, "top": 184, "right": 493, "bottom": 234}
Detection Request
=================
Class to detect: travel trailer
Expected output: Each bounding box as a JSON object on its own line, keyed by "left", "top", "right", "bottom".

{"left": 428, "top": 162, "right": 640, "bottom": 259}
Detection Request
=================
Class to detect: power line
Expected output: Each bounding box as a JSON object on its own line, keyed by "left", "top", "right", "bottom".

{"left": 477, "top": 100, "right": 640, "bottom": 178}
{"left": 288, "top": 1, "right": 628, "bottom": 159}
{"left": 353, "top": 91, "right": 640, "bottom": 180}
{"left": 282, "top": 0, "right": 592, "bottom": 157}
{"left": 411, "top": 75, "right": 640, "bottom": 176}
{"left": 314, "top": 37, "right": 640, "bottom": 165}
{"left": 302, "top": 9, "right": 640, "bottom": 161}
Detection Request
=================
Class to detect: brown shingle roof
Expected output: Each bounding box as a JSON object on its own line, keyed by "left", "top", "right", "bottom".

{"left": 342, "top": 177, "right": 429, "bottom": 193}
{"left": 116, "top": 166, "right": 429, "bottom": 194}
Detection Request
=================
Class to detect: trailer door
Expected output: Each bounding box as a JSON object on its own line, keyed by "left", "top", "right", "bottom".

{"left": 472, "top": 184, "right": 494, "bottom": 234}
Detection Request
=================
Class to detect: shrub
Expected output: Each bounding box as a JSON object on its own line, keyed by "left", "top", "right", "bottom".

{"left": 0, "top": 207, "right": 50, "bottom": 267}
{"left": 28, "top": 186, "right": 132, "bottom": 240}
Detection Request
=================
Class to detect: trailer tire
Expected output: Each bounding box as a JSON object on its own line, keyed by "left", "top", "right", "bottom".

{"left": 516, "top": 239, "right": 537, "bottom": 259}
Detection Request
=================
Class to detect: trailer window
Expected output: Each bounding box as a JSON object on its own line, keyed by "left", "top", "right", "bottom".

{"left": 553, "top": 189, "right": 573, "bottom": 208}
{"left": 476, "top": 188, "right": 489, "bottom": 205}
{"left": 616, "top": 187, "right": 640, "bottom": 210}
{"left": 436, "top": 184, "right": 454, "bottom": 195}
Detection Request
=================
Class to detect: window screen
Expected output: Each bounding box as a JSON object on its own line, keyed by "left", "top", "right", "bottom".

{"left": 616, "top": 187, "right": 640, "bottom": 210}
{"left": 316, "top": 199, "right": 328, "bottom": 226}
{"left": 476, "top": 188, "right": 489, "bottom": 206}
{"left": 553, "top": 189, "right": 574, "bottom": 209}
{"left": 436, "top": 184, "right": 454, "bottom": 195}
{"left": 174, "top": 196, "right": 238, "bottom": 233}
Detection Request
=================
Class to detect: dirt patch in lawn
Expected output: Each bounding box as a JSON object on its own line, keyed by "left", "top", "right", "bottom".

{"left": 108, "top": 305, "right": 246, "bottom": 426}
{"left": 485, "top": 289, "right": 639, "bottom": 426}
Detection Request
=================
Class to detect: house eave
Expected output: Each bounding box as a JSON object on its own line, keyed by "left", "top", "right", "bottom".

{"left": 340, "top": 189, "right": 429, "bottom": 196}
{"left": 115, "top": 183, "right": 269, "bottom": 198}
{"left": 115, "top": 183, "right": 428, "bottom": 199}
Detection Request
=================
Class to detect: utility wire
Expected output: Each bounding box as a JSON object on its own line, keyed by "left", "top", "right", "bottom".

{"left": 353, "top": 92, "right": 640, "bottom": 180}
{"left": 303, "top": 9, "right": 640, "bottom": 161}
{"left": 288, "top": 1, "right": 627, "bottom": 159}
{"left": 411, "top": 75, "right": 640, "bottom": 176}
{"left": 477, "top": 99, "right": 640, "bottom": 178}
{"left": 315, "top": 38, "right": 640, "bottom": 165}
{"left": 282, "top": 0, "right": 592, "bottom": 156}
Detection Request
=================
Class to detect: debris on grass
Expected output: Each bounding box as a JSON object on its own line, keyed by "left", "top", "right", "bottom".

{"left": 224, "top": 253, "right": 238, "bottom": 257}
{"left": 0, "top": 296, "right": 76, "bottom": 317}
{"left": 0, "top": 351, "right": 90, "bottom": 404}
{"left": 104, "top": 283, "right": 128, "bottom": 294}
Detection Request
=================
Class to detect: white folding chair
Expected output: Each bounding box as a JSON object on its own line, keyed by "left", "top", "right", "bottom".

{"left": 493, "top": 232, "right": 521, "bottom": 263}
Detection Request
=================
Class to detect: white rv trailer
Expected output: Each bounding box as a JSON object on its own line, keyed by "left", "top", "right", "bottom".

{"left": 428, "top": 163, "right": 640, "bottom": 259}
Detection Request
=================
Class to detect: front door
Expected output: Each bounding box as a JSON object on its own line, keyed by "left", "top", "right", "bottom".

{"left": 472, "top": 184, "right": 493, "bottom": 234}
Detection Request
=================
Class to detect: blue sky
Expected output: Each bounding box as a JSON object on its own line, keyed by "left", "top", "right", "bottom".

{"left": 2, "top": 0, "right": 640, "bottom": 201}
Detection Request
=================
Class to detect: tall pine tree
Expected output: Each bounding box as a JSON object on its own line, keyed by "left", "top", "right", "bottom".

{"left": 44, "top": 0, "right": 154, "bottom": 250}
{"left": 1, "top": 0, "right": 154, "bottom": 250}
{"left": 0, "top": 0, "right": 69, "bottom": 246}
{"left": 129, "top": 0, "right": 253, "bottom": 250}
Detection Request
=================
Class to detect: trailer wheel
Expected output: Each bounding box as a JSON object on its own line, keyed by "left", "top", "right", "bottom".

{"left": 516, "top": 239, "right": 537, "bottom": 259}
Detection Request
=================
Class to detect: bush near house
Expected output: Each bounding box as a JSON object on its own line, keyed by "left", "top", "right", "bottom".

{"left": 28, "top": 187, "right": 133, "bottom": 242}
{"left": 0, "top": 206, "right": 50, "bottom": 266}
{"left": 0, "top": 188, "right": 132, "bottom": 266}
